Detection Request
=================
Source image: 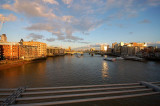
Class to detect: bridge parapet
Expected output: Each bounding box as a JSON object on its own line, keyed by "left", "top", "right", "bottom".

{"left": 0, "top": 81, "right": 160, "bottom": 105}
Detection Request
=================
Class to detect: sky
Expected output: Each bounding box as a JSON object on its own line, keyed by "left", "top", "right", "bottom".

{"left": 0, "top": 0, "right": 160, "bottom": 49}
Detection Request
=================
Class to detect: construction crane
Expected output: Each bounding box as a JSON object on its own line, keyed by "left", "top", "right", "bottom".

{"left": 0, "top": 16, "right": 8, "bottom": 34}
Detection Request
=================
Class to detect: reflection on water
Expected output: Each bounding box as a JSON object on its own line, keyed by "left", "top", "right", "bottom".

{"left": 102, "top": 61, "right": 109, "bottom": 79}
{"left": 0, "top": 54, "right": 160, "bottom": 88}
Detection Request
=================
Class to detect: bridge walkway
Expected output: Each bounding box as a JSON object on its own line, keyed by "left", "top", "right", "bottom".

{"left": 0, "top": 81, "right": 160, "bottom": 106}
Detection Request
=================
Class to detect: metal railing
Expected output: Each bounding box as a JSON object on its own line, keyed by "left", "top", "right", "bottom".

{"left": 0, "top": 87, "right": 26, "bottom": 106}
{"left": 0, "top": 81, "right": 160, "bottom": 106}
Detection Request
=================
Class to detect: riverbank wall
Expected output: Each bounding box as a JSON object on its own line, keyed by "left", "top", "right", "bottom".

{"left": 0, "top": 60, "right": 31, "bottom": 70}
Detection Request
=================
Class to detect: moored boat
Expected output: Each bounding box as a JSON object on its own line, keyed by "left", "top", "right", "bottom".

{"left": 116, "top": 57, "right": 124, "bottom": 60}
{"left": 104, "top": 58, "right": 116, "bottom": 62}
{"left": 123, "top": 56, "right": 145, "bottom": 62}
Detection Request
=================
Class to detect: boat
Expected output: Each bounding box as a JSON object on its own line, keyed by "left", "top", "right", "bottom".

{"left": 75, "top": 53, "right": 81, "bottom": 58}
{"left": 76, "top": 55, "right": 81, "bottom": 58}
{"left": 116, "top": 57, "right": 124, "bottom": 60}
{"left": 123, "top": 56, "right": 145, "bottom": 62}
{"left": 104, "top": 58, "right": 116, "bottom": 62}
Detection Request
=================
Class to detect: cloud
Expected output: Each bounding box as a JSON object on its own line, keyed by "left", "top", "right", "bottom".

{"left": 25, "top": 23, "right": 66, "bottom": 40}
{"left": 62, "top": 0, "right": 73, "bottom": 5}
{"left": 78, "top": 41, "right": 90, "bottom": 44}
{"left": 25, "top": 23, "right": 55, "bottom": 32}
{"left": 147, "top": 0, "right": 160, "bottom": 6}
{"left": 75, "top": 43, "right": 110, "bottom": 50}
{"left": 25, "top": 23, "right": 63, "bottom": 40}
{"left": 26, "top": 33, "right": 44, "bottom": 41}
{"left": 25, "top": 23, "right": 83, "bottom": 41}
{"left": 139, "top": 19, "right": 151, "bottom": 24}
{"left": 73, "top": 43, "right": 103, "bottom": 50}
{"left": 2, "top": 4, "right": 16, "bottom": 12}
{"left": 90, "top": 44, "right": 101, "bottom": 48}
{"left": 66, "top": 35, "right": 83, "bottom": 41}
{"left": 147, "top": 41, "right": 160, "bottom": 45}
{"left": 147, "top": 41, "right": 160, "bottom": 47}
{"left": 82, "top": 32, "right": 90, "bottom": 35}
{"left": 52, "top": 31, "right": 65, "bottom": 40}
{"left": 46, "top": 38, "right": 55, "bottom": 42}
{"left": 43, "top": 0, "right": 59, "bottom": 5}
{"left": 63, "top": 39, "right": 75, "bottom": 42}
{"left": 0, "top": 14, "right": 17, "bottom": 21}
{"left": 64, "top": 28, "right": 83, "bottom": 41}
{"left": 2, "top": 0, "right": 57, "bottom": 18}
{"left": 7, "top": 14, "right": 17, "bottom": 21}
{"left": 62, "top": 16, "right": 73, "bottom": 23}
{"left": 2, "top": 0, "right": 160, "bottom": 43}
{"left": 156, "top": 41, "right": 160, "bottom": 44}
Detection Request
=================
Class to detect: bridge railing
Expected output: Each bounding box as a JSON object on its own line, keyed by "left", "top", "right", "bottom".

{"left": 0, "top": 81, "right": 160, "bottom": 106}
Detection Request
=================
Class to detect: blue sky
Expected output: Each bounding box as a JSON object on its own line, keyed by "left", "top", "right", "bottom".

{"left": 0, "top": 0, "right": 160, "bottom": 49}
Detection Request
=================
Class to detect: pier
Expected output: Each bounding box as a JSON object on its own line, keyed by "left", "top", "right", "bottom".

{"left": 0, "top": 81, "right": 160, "bottom": 106}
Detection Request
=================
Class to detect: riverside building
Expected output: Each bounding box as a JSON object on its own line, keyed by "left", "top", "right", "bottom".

{"left": 19, "top": 45, "right": 38, "bottom": 60}
{"left": 100, "top": 44, "right": 109, "bottom": 52}
{"left": 23, "top": 41, "right": 47, "bottom": 57}
{"left": 0, "top": 42, "right": 20, "bottom": 60}
{"left": 112, "top": 42, "right": 147, "bottom": 56}
{"left": 0, "top": 35, "right": 46, "bottom": 60}
{"left": 0, "top": 34, "right": 7, "bottom": 42}
{"left": 47, "top": 46, "right": 65, "bottom": 56}
{"left": 0, "top": 34, "right": 20, "bottom": 60}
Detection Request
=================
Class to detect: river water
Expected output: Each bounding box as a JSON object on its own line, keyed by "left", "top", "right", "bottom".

{"left": 0, "top": 53, "right": 160, "bottom": 88}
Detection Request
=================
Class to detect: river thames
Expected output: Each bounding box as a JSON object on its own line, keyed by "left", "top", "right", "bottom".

{"left": 0, "top": 54, "right": 160, "bottom": 88}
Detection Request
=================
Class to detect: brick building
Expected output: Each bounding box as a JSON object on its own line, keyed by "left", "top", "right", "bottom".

{"left": 20, "top": 45, "right": 38, "bottom": 60}
{"left": 0, "top": 45, "right": 3, "bottom": 60}
{"left": 0, "top": 42, "right": 20, "bottom": 60}
{"left": 23, "top": 41, "right": 47, "bottom": 57}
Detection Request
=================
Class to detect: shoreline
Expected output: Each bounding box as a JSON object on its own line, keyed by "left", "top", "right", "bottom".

{"left": 0, "top": 60, "right": 32, "bottom": 70}
{"left": 0, "top": 57, "right": 47, "bottom": 70}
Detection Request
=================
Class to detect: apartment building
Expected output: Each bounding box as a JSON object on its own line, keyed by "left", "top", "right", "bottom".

{"left": 23, "top": 41, "right": 47, "bottom": 57}
{"left": 0, "top": 42, "right": 20, "bottom": 60}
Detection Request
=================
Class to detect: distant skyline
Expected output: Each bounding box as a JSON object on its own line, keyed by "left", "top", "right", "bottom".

{"left": 0, "top": 0, "right": 160, "bottom": 49}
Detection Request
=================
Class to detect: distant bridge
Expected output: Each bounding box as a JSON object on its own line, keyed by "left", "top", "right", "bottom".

{"left": 65, "top": 51, "right": 83, "bottom": 55}
{"left": 0, "top": 81, "right": 160, "bottom": 105}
